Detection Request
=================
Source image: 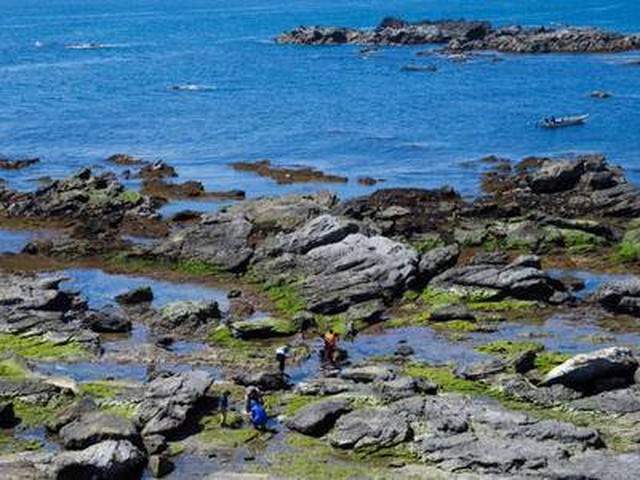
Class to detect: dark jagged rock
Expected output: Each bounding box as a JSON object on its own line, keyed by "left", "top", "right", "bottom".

{"left": 336, "top": 187, "right": 462, "bottom": 237}
{"left": 373, "top": 376, "right": 437, "bottom": 401}
{"left": 340, "top": 365, "right": 396, "bottom": 383}
{"left": 0, "top": 168, "right": 158, "bottom": 229}
{"left": 593, "top": 277, "right": 640, "bottom": 316}
{"left": 140, "top": 177, "right": 245, "bottom": 201}
{"left": 455, "top": 358, "right": 507, "bottom": 380}
{"left": 0, "top": 157, "right": 39, "bottom": 170}
{"left": 0, "top": 402, "right": 17, "bottom": 428}
{"left": 59, "top": 411, "right": 140, "bottom": 450}
{"left": 502, "top": 377, "right": 583, "bottom": 406}
{"left": 83, "top": 310, "right": 132, "bottom": 334}
{"left": 431, "top": 255, "right": 572, "bottom": 304}
{"left": 277, "top": 18, "right": 640, "bottom": 53}
{"left": 115, "top": 286, "right": 154, "bottom": 306}
{"left": 417, "top": 244, "right": 460, "bottom": 283}
{"left": 232, "top": 370, "right": 288, "bottom": 391}
{"left": 106, "top": 153, "right": 143, "bottom": 165}
{"left": 541, "top": 347, "right": 638, "bottom": 392}
{"left": 154, "top": 300, "right": 221, "bottom": 336}
{"left": 286, "top": 398, "right": 352, "bottom": 437}
{"left": 231, "top": 159, "right": 348, "bottom": 184}
{"left": 134, "top": 370, "right": 214, "bottom": 437}
{"left": 473, "top": 154, "right": 640, "bottom": 219}
{"left": 0, "top": 272, "right": 100, "bottom": 353}
{"left": 135, "top": 161, "right": 177, "bottom": 179}
{"left": 46, "top": 397, "right": 98, "bottom": 433}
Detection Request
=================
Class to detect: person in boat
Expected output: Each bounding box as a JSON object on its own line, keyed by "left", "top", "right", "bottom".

{"left": 244, "top": 386, "right": 263, "bottom": 415}
{"left": 322, "top": 329, "right": 339, "bottom": 364}
{"left": 275, "top": 344, "right": 290, "bottom": 376}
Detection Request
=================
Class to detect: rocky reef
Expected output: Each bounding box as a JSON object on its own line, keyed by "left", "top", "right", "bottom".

{"left": 276, "top": 17, "right": 640, "bottom": 53}
{"left": 2, "top": 152, "right": 640, "bottom": 478}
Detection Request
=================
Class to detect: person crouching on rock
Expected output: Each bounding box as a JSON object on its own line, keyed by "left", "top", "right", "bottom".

{"left": 275, "top": 344, "right": 290, "bottom": 376}
{"left": 249, "top": 398, "right": 268, "bottom": 431}
{"left": 322, "top": 329, "right": 339, "bottom": 364}
{"left": 244, "top": 386, "right": 263, "bottom": 415}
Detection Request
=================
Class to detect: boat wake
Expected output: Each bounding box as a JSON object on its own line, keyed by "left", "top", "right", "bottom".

{"left": 64, "top": 42, "right": 120, "bottom": 50}
{"left": 166, "top": 84, "right": 217, "bottom": 92}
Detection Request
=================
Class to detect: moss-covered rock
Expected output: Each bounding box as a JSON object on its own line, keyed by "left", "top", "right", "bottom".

{"left": 232, "top": 317, "right": 298, "bottom": 339}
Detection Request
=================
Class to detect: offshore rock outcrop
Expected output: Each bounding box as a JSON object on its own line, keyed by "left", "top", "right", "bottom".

{"left": 276, "top": 17, "right": 640, "bottom": 53}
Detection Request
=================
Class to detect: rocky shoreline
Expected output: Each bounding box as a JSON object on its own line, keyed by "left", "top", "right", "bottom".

{"left": 1, "top": 153, "right": 640, "bottom": 478}
{"left": 276, "top": 17, "right": 640, "bottom": 53}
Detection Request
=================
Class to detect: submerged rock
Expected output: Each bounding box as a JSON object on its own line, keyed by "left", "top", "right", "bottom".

{"left": 115, "top": 286, "right": 154, "bottom": 306}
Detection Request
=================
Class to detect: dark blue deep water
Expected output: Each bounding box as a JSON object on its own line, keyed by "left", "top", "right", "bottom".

{"left": 1, "top": 0, "right": 640, "bottom": 201}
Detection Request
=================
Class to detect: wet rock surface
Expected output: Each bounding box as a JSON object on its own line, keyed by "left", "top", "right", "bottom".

{"left": 134, "top": 370, "right": 214, "bottom": 437}
{"left": 286, "top": 398, "right": 352, "bottom": 437}
{"left": 276, "top": 17, "right": 640, "bottom": 53}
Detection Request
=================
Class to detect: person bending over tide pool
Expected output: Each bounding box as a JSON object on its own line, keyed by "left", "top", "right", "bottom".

{"left": 322, "top": 329, "right": 339, "bottom": 364}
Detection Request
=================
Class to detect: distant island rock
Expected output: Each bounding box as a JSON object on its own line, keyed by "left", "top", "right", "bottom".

{"left": 276, "top": 17, "right": 640, "bottom": 53}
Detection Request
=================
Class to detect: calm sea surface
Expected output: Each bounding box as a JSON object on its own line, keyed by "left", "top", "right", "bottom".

{"left": 1, "top": 0, "right": 639, "bottom": 201}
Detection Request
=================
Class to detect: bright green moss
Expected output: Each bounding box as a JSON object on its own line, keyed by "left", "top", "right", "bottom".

{"left": 107, "top": 253, "right": 223, "bottom": 277}
{"left": 430, "top": 320, "right": 479, "bottom": 332}
{"left": 11, "top": 399, "right": 67, "bottom": 427}
{"left": 196, "top": 413, "right": 253, "bottom": 446}
{"left": 0, "top": 431, "right": 41, "bottom": 454}
{"left": 0, "top": 333, "right": 87, "bottom": 360}
{"left": 79, "top": 380, "right": 120, "bottom": 399}
{"left": 0, "top": 357, "right": 30, "bottom": 379}
{"left": 534, "top": 351, "right": 572, "bottom": 375}
{"left": 118, "top": 189, "right": 142, "bottom": 203}
{"left": 475, "top": 339, "right": 544, "bottom": 358}
{"left": 616, "top": 241, "right": 640, "bottom": 263}
{"left": 467, "top": 298, "right": 537, "bottom": 311}
{"left": 99, "top": 401, "right": 137, "bottom": 419}
{"left": 420, "top": 286, "right": 497, "bottom": 306}
{"left": 403, "top": 362, "right": 489, "bottom": 396}
{"left": 263, "top": 283, "right": 305, "bottom": 315}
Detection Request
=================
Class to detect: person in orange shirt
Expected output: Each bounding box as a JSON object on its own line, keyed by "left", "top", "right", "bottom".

{"left": 322, "top": 329, "right": 338, "bottom": 364}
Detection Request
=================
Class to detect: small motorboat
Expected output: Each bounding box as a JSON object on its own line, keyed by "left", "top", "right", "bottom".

{"left": 540, "top": 114, "right": 589, "bottom": 129}
{"left": 401, "top": 63, "right": 438, "bottom": 73}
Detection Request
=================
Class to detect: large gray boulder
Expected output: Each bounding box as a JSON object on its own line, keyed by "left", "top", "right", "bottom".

{"left": 431, "top": 255, "right": 572, "bottom": 304}
{"left": 593, "top": 277, "right": 640, "bottom": 316}
{"left": 300, "top": 233, "right": 418, "bottom": 313}
{"left": 571, "top": 385, "right": 640, "bottom": 414}
{"left": 59, "top": 411, "right": 140, "bottom": 450}
{"left": 155, "top": 300, "right": 221, "bottom": 335}
{"left": 329, "top": 406, "right": 411, "bottom": 450}
{"left": 134, "top": 371, "right": 214, "bottom": 437}
{"left": 541, "top": 347, "right": 638, "bottom": 392}
{"left": 0, "top": 440, "right": 146, "bottom": 479}
{"left": 253, "top": 215, "right": 419, "bottom": 314}
{"left": 418, "top": 245, "right": 460, "bottom": 282}
{"left": 147, "top": 211, "right": 254, "bottom": 273}
{"left": 286, "top": 398, "right": 352, "bottom": 437}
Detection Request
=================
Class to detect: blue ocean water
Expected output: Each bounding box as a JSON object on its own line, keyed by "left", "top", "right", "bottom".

{"left": 1, "top": 0, "right": 639, "bottom": 202}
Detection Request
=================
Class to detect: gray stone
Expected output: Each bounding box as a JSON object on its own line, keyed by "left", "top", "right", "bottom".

{"left": 593, "top": 277, "right": 640, "bottom": 316}
{"left": 134, "top": 371, "right": 214, "bottom": 437}
{"left": 115, "top": 286, "right": 153, "bottom": 305}
{"left": 286, "top": 398, "right": 352, "bottom": 437}
{"left": 233, "top": 370, "right": 288, "bottom": 391}
{"left": 83, "top": 311, "right": 131, "bottom": 333}
{"left": 542, "top": 347, "right": 638, "bottom": 392}
{"left": 149, "top": 453, "right": 174, "bottom": 478}
{"left": 0, "top": 440, "right": 146, "bottom": 479}
{"left": 59, "top": 411, "right": 140, "bottom": 450}
{"left": 374, "top": 376, "right": 437, "bottom": 401}
{"left": 156, "top": 300, "right": 221, "bottom": 335}
{"left": 418, "top": 244, "right": 460, "bottom": 282}
{"left": 429, "top": 304, "right": 475, "bottom": 322}
{"left": 329, "top": 407, "right": 411, "bottom": 450}
{"left": 46, "top": 396, "right": 97, "bottom": 433}
{"left": 570, "top": 385, "right": 640, "bottom": 414}
{"left": 340, "top": 365, "right": 396, "bottom": 383}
